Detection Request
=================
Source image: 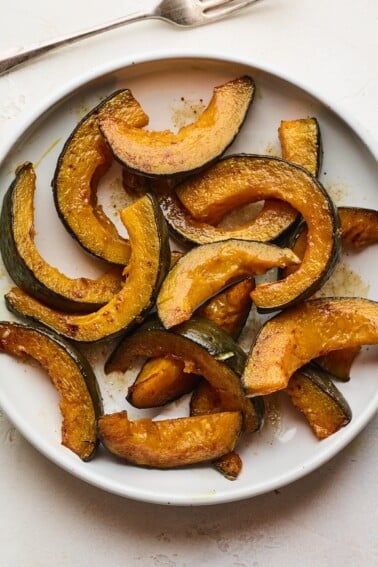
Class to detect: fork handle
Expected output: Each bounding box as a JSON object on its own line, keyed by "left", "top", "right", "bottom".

{"left": 0, "top": 11, "right": 153, "bottom": 76}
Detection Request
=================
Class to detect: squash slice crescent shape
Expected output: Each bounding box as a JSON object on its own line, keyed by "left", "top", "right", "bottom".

{"left": 157, "top": 238, "right": 299, "bottom": 328}
{"left": 98, "top": 410, "right": 242, "bottom": 469}
{"left": 176, "top": 155, "right": 341, "bottom": 311}
{"left": 99, "top": 76, "right": 255, "bottom": 177}
{"left": 5, "top": 194, "right": 170, "bottom": 343}
{"left": 0, "top": 162, "right": 124, "bottom": 312}
{"left": 242, "top": 297, "right": 378, "bottom": 397}
{"left": 53, "top": 89, "right": 149, "bottom": 265}
{"left": 0, "top": 321, "right": 102, "bottom": 460}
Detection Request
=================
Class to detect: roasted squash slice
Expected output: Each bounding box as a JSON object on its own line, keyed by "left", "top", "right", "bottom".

{"left": 338, "top": 207, "right": 378, "bottom": 247}
{"left": 286, "top": 364, "right": 352, "bottom": 439}
{"left": 190, "top": 378, "right": 225, "bottom": 416}
{"left": 278, "top": 117, "right": 322, "bottom": 176}
{"left": 98, "top": 76, "right": 255, "bottom": 177}
{"left": 213, "top": 451, "right": 243, "bottom": 480}
{"left": 128, "top": 279, "right": 253, "bottom": 409}
{"left": 316, "top": 346, "right": 361, "bottom": 381}
{"left": 127, "top": 356, "right": 200, "bottom": 409}
{"left": 198, "top": 278, "right": 254, "bottom": 340}
{"left": 0, "top": 321, "right": 102, "bottom": 460}
{"left": 106, "top": 316, "right": 261, "bottom": 432}
{"left": 242, "top": 297, "right": 378, "bottom": 397}
{"left": 53, "top": 89, "right": 149, "bottom": 265}
{"left": 0, "top": 162, "right": 124, "bottom": 312}
{"left": 5, "top": 194, "right": 170, "bottom": 343}
{"left": 157, "top": 238, "right": 299, "bottom": 328}
{"left": 153, "top": 180, "right": 298, "bottom": 246}
{"left": 97, "top": 410, "right": 242, "bottom": 468}
{"left": 285, "top": 206, "right": 378, "bottom": 275}
{"left": 176, "top": 155, "right": 341, "bottom": 311}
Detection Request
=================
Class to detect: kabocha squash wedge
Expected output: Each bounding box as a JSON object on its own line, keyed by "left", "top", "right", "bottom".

{"left": 278, "top": 117, "right": 322, "bottom": 176}
{"left": 198, "top": 278, "right": 254, "bottom": 340}
{"left": 213, "top": 451, "right": 243, "bottom": 481}
{"left": 157, "top": 238, "right": 299, "bottom": 328}
{"left": 316, "top": 347, "right": 361, "bottom": 381}
{"left": 0, "top": 321, "right": 102, "bottom": 460}
{"left": 286, "top": 364, "right": 352, "bottom": 439}
{"left": 127, "top": 356, "right": 200, "bottom": 409}
{"left": 242, "top": 297, "right": 378, "bottom": 397}
{"left": 0, "top": 162, "right": 124, "bottom": 312}
{"left": 189, "top": 378, "right": 264, "bottom": 428}
{"left": 97, "top": 410, "right": 242, "bottom": 468}
{"left": 153, "top": 180, "right": 298, "bottom": 246}
{"left": 176, "top": 155, "right": 341, "bottom": 311}
{"left": 53, "top": 89, "right": 149, "bottom": 265}
{"left": 99, "top": 76, "right": 255, "bottom": 177}
{"left": 338, "top": 207, "right": 378, "bottom": 247}
{"left": 128, "top": 279, "right": 254, "bottom": 409}
{"left": 106, "top": 316, "right": 261, "bottom": 433}
{"left": 5, "top": 194, "right": 170, "bottom": 343}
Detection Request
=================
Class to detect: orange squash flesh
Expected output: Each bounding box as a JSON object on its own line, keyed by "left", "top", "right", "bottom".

{"left": 286, "top": 369, "right": 352, "bottom": 439}
{"left": 190, "top": 379, "right": 224, "bottom": 416}
{"left": 105, "top": 319, "right": 257, "bottom": 432}
{"left": 198, "top": 278, "right": 254, "bottom": 340}
{"left": 5, "top": 194, "right": 170, "bottom": 343}
{"left": 98, "top": 410, "right": 242, "bottom": 468}
{"left": 157, "top": 238, "right": 299, "bottom": 328}
{"left": 338, "top": 207, "right": 378, "bottom": 247}
{"left": 99, "top": 76, "right": 255, "bottom": 177}
{"left": 175, "top": 155, "right": 340, "bottom": 311}
{"left": 1, "top": 162, "right": 124, "bottom": 311}
{"left": 128, "top": 279, "right": 253, "bottom": 409}
{"left": 213, "top": 451, "right": 243, "bottom": 480}
{"left": 242, "top": 297, "right": 378, "bottom": 397}
{"left": 0, "top": 322, "right": 101, "bottom": 460}
{"left": 316, "top": 346, "right": 361, "bottom": 381}
{"left": 154, "top": 180, "right": 298, "bottom": 245}
{"left": 278, "top": 117, "right": 322, "bottom": 177}
{"left": 127, "top": 356, "right": 200, "bottom": 409}
{"left": 53, "top": 89, "right": 149, "bottom": 265}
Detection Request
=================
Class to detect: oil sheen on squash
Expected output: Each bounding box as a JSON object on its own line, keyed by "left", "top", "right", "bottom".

{"left": 176, "top": 155, "right": 341, "bottom": 311}
{"left": 0, "top": 162, "right": 124, "bottom": 312}
{"left": 53, "top": 89, "right": 149, "bottom": 264}
{"left": 278, "top": 117, "right": 322, "bottom": 176}
{"left": 242, "top": 297, "right": 378, "bottom": 397}
{"left": 286, "top": 365, "right": 352, "bottom": 439}
{"left": 98, "top": 76, "right": 255, "bottom": 177}
{"left": 105, "top": 316, "right": 258, "bottom": 432}
{"left": 153, "top": 179, "right": 298, "bottom": 245}
{"left": 157, "top": 238, "right": 299, "bottom": 328}
{"left": 98, "top": 410, "right": 242, "bottom": 468}
{"left": 0, "top": 321, "right": 101, "bottom": 460}
{"left": 5, "top": 194, "right": 170, "bottom": 343}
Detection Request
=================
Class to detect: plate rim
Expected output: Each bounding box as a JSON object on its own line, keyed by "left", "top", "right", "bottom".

{"left": 0, "top": 49, "right": 377, "bottom": 506}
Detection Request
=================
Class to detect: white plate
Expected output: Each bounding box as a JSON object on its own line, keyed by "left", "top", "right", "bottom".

{"left": 0, "top": 53, "right": 377, "bottom": 506}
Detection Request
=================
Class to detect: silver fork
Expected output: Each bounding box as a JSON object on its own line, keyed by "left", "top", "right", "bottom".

{"left": 0, "top": 0, "right": 262, "bottom": 76}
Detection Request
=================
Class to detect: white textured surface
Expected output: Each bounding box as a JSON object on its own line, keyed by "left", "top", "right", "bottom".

{"left": 0, "top": 0, "right": 377, "bottom": 565}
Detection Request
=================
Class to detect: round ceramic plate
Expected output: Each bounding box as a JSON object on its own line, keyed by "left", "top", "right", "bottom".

{"left": 0, "top": 54, "right": 377, "bottom": 506}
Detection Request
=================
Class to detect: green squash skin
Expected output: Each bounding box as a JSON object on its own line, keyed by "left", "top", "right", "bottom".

{"left": 100, "top": 76, "right": 256, "bottom": 179}
{"left": 151, "top": 179, "right": 300, "bottom": 248}
{"left": 298, "top": 363, "right": 352, "bottom": 422}
{"left": 0, "top": 163, "right": 117, "bottom": 313}
{"left": 175, "top": 155, "right": 342, "bottom": 313}
{"left": 106, "top": 315, "right": 264, "bottom": 432}
{"left": 52, "top": 89, "right": 145, "bottom": 264}
{"left": 5, "top": 194, "right": 171, "bottom": 344}
{"left": 0, "top": 320, "right": 103, "bottom": 461}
